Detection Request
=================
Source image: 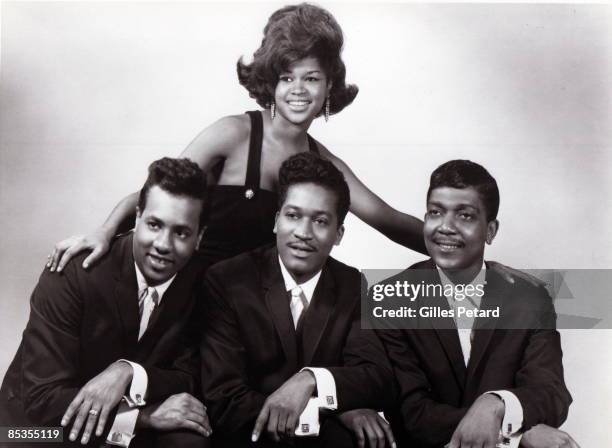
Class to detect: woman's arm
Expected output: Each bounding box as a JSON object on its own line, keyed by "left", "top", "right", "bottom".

{"left": 48, "top": 115, "right": 248, "bottom": 272}
{"left": 318, "top": 146, "right": 545, "bottom": 286}
{"left": 319, "top": 145, "right": 427, "bottom": 255}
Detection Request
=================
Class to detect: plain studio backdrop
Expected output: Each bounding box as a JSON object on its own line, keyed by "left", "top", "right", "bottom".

{"left": 1, "top": 2, "right": 610, "bottom": 445}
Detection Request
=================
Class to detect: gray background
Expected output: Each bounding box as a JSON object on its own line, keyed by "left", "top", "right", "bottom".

{"left": 1, "top": 2, "right": 610, "bottom": 445}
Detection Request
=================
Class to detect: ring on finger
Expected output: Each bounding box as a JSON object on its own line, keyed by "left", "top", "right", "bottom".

{"left": 88, "top": 409, "right": 99, "bottom": 416}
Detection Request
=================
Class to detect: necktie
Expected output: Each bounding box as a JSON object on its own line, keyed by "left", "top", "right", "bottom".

{"left": 290, "top": 286, "right": 309, "bottom": 328}
{"left": 453, "top": 294, "right": 477, "bottom": 366}
{"left": 138, "top": 287, "right": 158, "bottom": 340}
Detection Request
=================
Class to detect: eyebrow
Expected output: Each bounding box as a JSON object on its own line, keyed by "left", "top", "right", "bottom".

{"left": 280, "top": 70, "right": 322, "bottom": 75}
{"left": 145, "top": 214, "right": 196, "bottom": 231}
{"left": 427, "top": 201, "right": 480, "bottom": 211}
{"left": 284, "top": 205, "right": 333, "bottom": 217}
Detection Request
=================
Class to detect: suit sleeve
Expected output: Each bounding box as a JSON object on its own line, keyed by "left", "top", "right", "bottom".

{"left": 21, "top": 262, "right": 84, "bottom": 425}
{"left": 505, "top": 287, "right": 572, "bottom": 430}
{"left": 200, "top": 268, "right": 266, "bottom": 432}
{"left": 327, "top": 274, "right": 396, "bottom": 412}
{"left": 377, "top": 329, "right": 467, "bottom": 447}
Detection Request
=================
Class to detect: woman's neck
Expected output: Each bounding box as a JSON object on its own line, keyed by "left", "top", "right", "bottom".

{"left": 263, "top": 110, "right": 312, "bottom": 145}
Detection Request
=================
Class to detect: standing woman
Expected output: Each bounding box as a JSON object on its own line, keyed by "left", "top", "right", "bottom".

{"left": 48, "top": 3, "right": 426, "bottom": 272}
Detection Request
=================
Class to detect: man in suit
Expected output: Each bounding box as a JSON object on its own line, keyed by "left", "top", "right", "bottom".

{"left": 376, "top": 160, "right": 576, "bottom": 448}
{"left": 0, "top": 158, "right": 211, "bottom": 447}
{"left": 201, "top": 152, "right": 396, "bottom": 448}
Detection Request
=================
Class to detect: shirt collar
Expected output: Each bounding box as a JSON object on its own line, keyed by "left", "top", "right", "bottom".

{"left": 134, "top": 263, "right": 175, "bottom": 304}
{"left": 278, "top": 256, "right": 322, "bottom": 304}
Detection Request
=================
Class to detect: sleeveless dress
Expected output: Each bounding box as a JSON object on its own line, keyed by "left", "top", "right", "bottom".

{"left": 197, "top": 110, "right": 320, "bottom": 268}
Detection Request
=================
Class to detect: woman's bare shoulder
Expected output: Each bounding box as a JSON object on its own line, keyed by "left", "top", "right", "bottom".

{"left": 211, "top": 113, "right": 251, "bottom": 141}
{"left": 181, "top": 113, "right": 252, "bottom": 167}
{"left": 312, "top": 139, "right": 346, "bottom": 167}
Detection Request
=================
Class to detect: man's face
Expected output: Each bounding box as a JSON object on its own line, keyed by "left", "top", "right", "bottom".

{"left": 133, "top": 185, "right": 203, "bottom": 286}
{"left": 274, "top": 182, "right": 344, "bottom": 283}
{"left": 424, "top": 186, "right": 498, "bottom": 275}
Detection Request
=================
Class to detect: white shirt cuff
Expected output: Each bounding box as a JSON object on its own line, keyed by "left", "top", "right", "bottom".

{"left": 106, "top": 402, "right": 139, "bottom": 447}
{"left": 300, "top": 367, "right": 337, "bottom": 410}
{"left": 294, "top": 398, "right": 320, "bottom": 437}
{"left": 118, "top": 360, "right": 148, "bottom": 407}
{"left": 485, "top": 390, "right": 523, "bottom": 436}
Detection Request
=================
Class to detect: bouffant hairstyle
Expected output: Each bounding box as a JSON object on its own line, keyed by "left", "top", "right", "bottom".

{"left": 278, "top": 152, "right": 351, "bottom": 226}
{"left": 138, "top": 157, "right": 208, "bottom": 229}
{"left": 427, "top": 160, "right": 500, "bottom": 222}
{"left": 237, "top": 3, "right": 358, "bottom": 116}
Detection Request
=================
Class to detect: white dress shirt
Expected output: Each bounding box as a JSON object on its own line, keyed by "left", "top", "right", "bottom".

{"left": 278, "top": 257, "right": 337, "bottom": 437}
{"left": 106, "top": 264, "right": 175, "bottom": 447}
{"left": 437, "top": 262, "right": 523, "bottom": 447}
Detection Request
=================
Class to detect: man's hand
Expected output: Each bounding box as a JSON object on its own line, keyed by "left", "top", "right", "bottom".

{"left": 521, "top": 424, "right": 580, "bottom": 448}
{"left": 137, "top": 393, "right": 211, "bottom": 437}
{"left": 337, "top": 409, "right": 396, "bottom": 448}
{"left": 449, "top": 394, "right": 504, "bottom": 448}
{"left": 251, "top": 370, "right": 316, "bottom": 442}
{"left": 61, "top": 361, "right": 133, "bottom": 444}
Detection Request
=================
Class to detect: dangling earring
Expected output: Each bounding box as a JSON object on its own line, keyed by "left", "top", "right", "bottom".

{"left": 270, "top": 101, "right": 276, "bottom": 120}
{"left": 324, "top": 95, "right": 330, "bottom": 122}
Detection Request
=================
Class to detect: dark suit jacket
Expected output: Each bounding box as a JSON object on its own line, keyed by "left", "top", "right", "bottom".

{"left": 377, "top": 259, "right": 572, "bottom": 448}
{"left": 0, "top": 234, "right": 203, "bottom": 445}
{"left": 201, "top": 245, "right": 394, "bottom": 437}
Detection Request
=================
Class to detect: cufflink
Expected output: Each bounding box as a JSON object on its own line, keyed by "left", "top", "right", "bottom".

{"left": 301, "top": 424, "right": 309, "bottom": 433}
{"left": 326, "top": 396, "right": 334, "bottom": 406}
{"left": 135, "top": 394, "right": 145, "bottom": 406}
{"left": 245, "top": 189, "right": 254, "bottom": 199}
{"left": 111, "top": 432, "right": 123, "bottom": 442}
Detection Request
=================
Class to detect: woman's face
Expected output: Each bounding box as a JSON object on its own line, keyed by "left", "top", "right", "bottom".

{"left": 274, "top": 57, "right": 331, "bottom": 126}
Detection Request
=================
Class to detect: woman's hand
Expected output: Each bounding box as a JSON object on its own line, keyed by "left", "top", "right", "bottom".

{"left": 487, "top": 261, "right": 547, "bottom": 289}
{"left": 47, "top": 228, "right": 112, "bottom": 272}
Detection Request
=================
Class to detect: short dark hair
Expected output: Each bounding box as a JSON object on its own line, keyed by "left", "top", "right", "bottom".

{"left": 138, "top": 157, "right": 208, "bottom": 229}
{"left": 237, "top": 3, "right": 358, "bottom": 116}
{"left": 427, "top": 160, "right": 500, "bottom": 221}
{"left": 278, "top": 152, "right": 350, "bottom": 226}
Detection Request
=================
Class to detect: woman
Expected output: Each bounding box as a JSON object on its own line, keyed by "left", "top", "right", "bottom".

{"left": 47, "top": 3, "right": 528, "bottom": 286}
{"left": 48, "top": 3, "right": 426, "bottom": 272}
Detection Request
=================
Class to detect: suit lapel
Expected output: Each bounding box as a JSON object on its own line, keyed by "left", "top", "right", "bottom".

{"left": 262, "top": 249, "right": 299, "bottom": 370}
{"left": 465, "top": 268, "right": 505, "bottom": 383}
{"left": 418, "top": 260, "right": 467, "bottom": 389}
{"left": 112, "top": 235, "right": 140, "bottom": 351}
{"left": 301, "top": 265, "right": 336, "bottom": 365}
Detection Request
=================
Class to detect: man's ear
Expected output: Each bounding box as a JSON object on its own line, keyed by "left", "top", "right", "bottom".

{"left": 334, "top": 224, "right": 345, "bottom": 246}
{"left": 486, "top": 220, "right": 499, "bottom": 245}
{"left": 273, "top": 212, "right": 279, "bottom": 234}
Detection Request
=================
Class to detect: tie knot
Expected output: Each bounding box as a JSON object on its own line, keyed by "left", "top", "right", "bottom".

{"left": 290, "top": 286, "right": 303, "bottom": 298}
{"left": 140, "top": 287, "right": 159, "bottom": 306}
